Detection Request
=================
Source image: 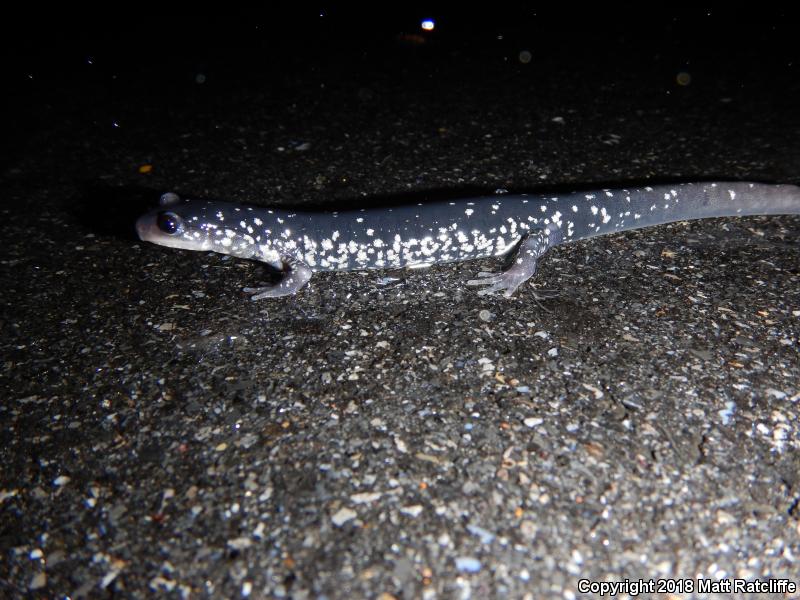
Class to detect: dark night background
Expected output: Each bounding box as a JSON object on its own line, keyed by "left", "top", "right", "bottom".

{"left": 2, "top": 7, "right": 800, "bottom": 599}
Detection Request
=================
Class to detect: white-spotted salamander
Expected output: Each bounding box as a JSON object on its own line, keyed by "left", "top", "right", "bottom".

{"left": 136, "top": 182, "right": 800, "bottom": 299}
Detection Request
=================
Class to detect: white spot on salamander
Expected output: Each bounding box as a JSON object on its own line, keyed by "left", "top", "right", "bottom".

{"left": 729, "top": 190, "right": 736, "bottom": 200}
{"left": 366, "top": 228, "right": 374, "bottom": 236}
{"left": 600, "top": 207, "right": 610, "bottom": 224}
{"left": 590, "top": 205, "right": 599, "bottom": 215}
{"left": 254, "top": 218, "right": 263, "bottom": 226}
{"left": 465, "top": 208, "right": 474, "bottom": 216}
{"left": 572, "top": 205, "right": 578, "bottom": 212}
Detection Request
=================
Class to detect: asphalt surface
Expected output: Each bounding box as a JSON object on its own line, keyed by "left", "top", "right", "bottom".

{"left": 2, "top": 12, "right": 800, "bottom": 599}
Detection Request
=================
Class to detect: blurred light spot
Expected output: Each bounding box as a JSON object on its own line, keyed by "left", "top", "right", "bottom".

{"left": 397, "top": 33, "right": 426, "bottom": 46}
{"left": 676, "top": 71, "right": 691, "bottom": 86}
{"left": 112, "top": 121, "right": 120, "bottom": 128}
{"left": 519, "top": 50, "right": 532, "bottom": 64}
{"left": 421, "top": 19, "right": 435, "bottom": 31}
{"left": 195, "top": 73, "right": 206, "bottom": 84}
{"left": 86, "top": 56, "right": 94, "bottom": 65}
{"left": 139, "top": 164, "right": 153, "bottom": 174}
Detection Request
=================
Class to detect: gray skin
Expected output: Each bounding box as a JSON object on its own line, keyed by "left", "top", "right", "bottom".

{"left": 135, "top": 183, "right": 800, "bottom": 299}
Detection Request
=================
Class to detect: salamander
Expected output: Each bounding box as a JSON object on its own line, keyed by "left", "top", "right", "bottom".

{"left": 135, "top": 182, "right": 800, "bottom": 299}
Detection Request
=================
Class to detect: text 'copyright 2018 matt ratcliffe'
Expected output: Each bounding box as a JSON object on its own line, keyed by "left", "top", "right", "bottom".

{"left": 577, "top": 578, "right": 797, "bottom": 596}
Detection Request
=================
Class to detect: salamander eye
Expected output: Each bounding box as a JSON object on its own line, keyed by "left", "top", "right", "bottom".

{"left": 156, "top": 211, "right": 183, "bottom": 235}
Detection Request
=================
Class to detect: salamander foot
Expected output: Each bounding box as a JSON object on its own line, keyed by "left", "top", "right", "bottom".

{"left": 465, "top": 228, "right": 560, "bottom": 298}
{"left": 244, "top": 259, "right": 313, "bottom": 299}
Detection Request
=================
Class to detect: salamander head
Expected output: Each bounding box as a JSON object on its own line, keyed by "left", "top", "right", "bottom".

{"left": 136, "top": 193, "right": 273, "bottom": 262}
{"left": 135, "top": 193, "right": 218, "bottom": 252}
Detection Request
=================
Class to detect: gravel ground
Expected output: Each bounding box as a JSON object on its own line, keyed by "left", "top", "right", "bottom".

{"left": 2, "top": 11, "right": 799, "bottom": 599}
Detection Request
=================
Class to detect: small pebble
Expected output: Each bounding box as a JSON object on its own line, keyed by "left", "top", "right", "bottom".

{"left": 351, "top": 492, "right": 381, "bottom": 504}
{"left": 466, "top": 524, "right": 495, "bottom": 544}
{"left": 455, "top": 556, "right": 481, "bottom": 573}
{"left": 718, "top": 401, "right": 735, "bottom": 425}
{"left": 332, "top": 507, "right": 357, "bottom": 527}
{"left": 400, "top": 505, "right": 424, "bottom": 517}
{"left": 29, "top": 573, "right": 46, "bottom": 590}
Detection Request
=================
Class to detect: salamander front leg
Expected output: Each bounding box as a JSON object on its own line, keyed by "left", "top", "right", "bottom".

{"left": 244, "top": 258, "right": 313, "bottom": 300}
{"left": 466, "top": 228, "right": 561, "bottom": 298}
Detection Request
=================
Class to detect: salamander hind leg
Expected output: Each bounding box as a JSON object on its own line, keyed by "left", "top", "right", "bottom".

{"left": 466, "top": 228, "right": 561, "bottom": 298}
{"left": 244, "top": 258, "right": 313, "bottom": 300}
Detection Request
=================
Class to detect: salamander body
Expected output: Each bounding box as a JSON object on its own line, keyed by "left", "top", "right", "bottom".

{"left": 136, "top": 182, "right": 800, "bottom": 298}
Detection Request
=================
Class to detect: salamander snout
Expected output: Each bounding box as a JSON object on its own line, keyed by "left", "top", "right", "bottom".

{"left": 135, "top": 212, "right": 155, "bottom": 241}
